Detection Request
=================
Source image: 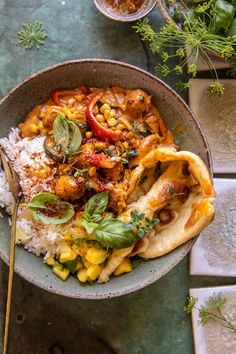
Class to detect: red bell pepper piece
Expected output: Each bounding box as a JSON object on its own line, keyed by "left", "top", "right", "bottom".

{"left": 86, "top": 94, "right": 122, "bottom": 143}
{"left": 51, "top": 86, "right": 91, "bottom": 106}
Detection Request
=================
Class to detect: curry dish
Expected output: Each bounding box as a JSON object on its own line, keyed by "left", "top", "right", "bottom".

{"left": 1, "top": 85, "right": 215, "bottom": 284}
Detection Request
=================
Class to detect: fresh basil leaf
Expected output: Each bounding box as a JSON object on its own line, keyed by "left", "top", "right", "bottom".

{"left": 53, "top": 115, "right": 69, "bottom": 150}
{"left": 80, "top": 218, "right": 99, "bottom": 234}
{"left": 22, "top": 192, "right": 75, "bottom": 224}
{"left": 85, "top": 192, "right": 109, "bottom": 219}
{"left": 95, "top": 219, "right": 137, "bottom": 249}
{"left": 53, "top": 115, "right": 82, "bottom": 157}
{"left": 67, "top": 120, "right": 82, "bottom": 156}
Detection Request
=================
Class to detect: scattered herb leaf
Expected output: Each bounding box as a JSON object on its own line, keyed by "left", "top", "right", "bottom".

{"left": 18, "top": 21, "right": 47, "bottom": 49}
{"left": 184, "top": 293, "right": 236, "bottom": 333}
{"left": 21, "top": 193, "right": 75, "bottom": 224}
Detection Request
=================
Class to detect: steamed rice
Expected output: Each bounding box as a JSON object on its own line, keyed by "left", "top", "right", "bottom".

{"left": 0, "top": 128, "right": 67, "bottom": 259}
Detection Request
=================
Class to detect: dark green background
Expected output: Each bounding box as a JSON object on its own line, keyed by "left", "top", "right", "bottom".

{"left": 0, "top": 1, "right": 235, "bottom": 353}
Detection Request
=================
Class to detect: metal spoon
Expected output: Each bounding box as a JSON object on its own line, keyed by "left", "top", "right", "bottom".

{"left": 0, "top": 148, "right": 21, "bottom": 354}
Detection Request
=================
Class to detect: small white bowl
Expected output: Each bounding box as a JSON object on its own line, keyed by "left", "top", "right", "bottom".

{"left": 94, "top": 0, "right": 156, "bottom": 22}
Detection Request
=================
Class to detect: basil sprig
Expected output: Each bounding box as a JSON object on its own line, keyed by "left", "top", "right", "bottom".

{"left": 80, "top": 192, "right": 109, "bottom": 234}
{"left": 95, "top": 219, "right": 137, "bottom": 249}
{"left": 53, "top": 114, "right": 82, "bottom": 157}
{"left": 79, "top": 192, "right": 138, "bottom": 249}
{"left": 21, "top": 192, "right": 75, "bottom": 224}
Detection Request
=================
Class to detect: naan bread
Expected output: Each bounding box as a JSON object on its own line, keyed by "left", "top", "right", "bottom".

{"left": 136, "top": 147, "right": 215, "bottom": 258}
{"left": 98, "top": 146, "right": 215, "bottom": 283}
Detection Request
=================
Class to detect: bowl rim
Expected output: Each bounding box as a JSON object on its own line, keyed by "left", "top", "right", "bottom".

{"left": 0, "top": 59, "right": 213, "bottom": 299}
{"left": 93, "top": 0, "right": 156, "bottom": 22}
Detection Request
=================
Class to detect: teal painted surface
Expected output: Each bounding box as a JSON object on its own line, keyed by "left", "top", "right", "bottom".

{"left": 0, "top": 1, "right": 235, "bottom": 353}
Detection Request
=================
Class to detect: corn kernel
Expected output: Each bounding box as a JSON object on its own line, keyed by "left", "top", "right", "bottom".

{"left": 45, "top": 257, "right": 56, "bottom": 266}
{"left": 100, "top": 103, "right": 110, "bottom": 114}
{"left": 114, "top": 259, "right": 132, "bottom": 276}
{"left": 119, "top": 104, "right": 126, "bottom": 111}
{"left": 85, "top": 247, "right": 108, "bottom": 265}
{"left": 96, "top": 114, "right": 105, "bottom": 123}
{"left": 75, "top": 94, "right": 84, "bottom": 102}
{"left": 116, "top": 123, "right": 126, "bottom": 130}
{"left": 122, "top": 141, "right": 129, "bottom": 149}
{"left": 107, "top": 118, "right": 117, "bottom": 127}
{"left": 110, "top": 109, "right": 116, "bottom": 118}
{"left": 85, "top": 131, "right": 93, "bottom": 139}
{"left": 89, "top": 166, "right": 96, "bottom": 177}
{"left": 118, "top": 117, "right": 133, "bottom": 131}
{"left": 94, "top": 142, "right": 107, "bottom": 149}
{"left": 77, "top": 268, "right": 89, "bottom": 282}
{"left": 126, "top": 131, "right": 135, "bottom": 139}
{"left": 87, "top": 264, "right": 102, "bottom": 280}
{"left": 104, "top": 109, "right": 110, "bottom": 120}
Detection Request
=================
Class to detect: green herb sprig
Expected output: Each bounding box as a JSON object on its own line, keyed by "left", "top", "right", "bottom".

{"left": 103, "top": 146, "right": 138, "bottom": 164}
{"left": 126, "top": 210, "right": 159, "bottom": 238}
{"left": 134, "top": 9, "right": 236, "bottom": 95}
{"left": 18, "top": 21, "right": 47, "bottom": 49}
{"left": 185, "top": 293, "right": 236, "bottom": 332}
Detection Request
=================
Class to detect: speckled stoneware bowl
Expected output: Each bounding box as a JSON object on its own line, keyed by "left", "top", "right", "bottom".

{"left": 94, "top": 0, "right": 156, "bottom": 22}
{"left": 0, "top": 59, "right": 212, "bottom": 299}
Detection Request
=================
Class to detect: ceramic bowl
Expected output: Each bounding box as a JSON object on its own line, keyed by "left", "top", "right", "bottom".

{"left": 94, "top": 0, "right": 156, "bottom": 22}
{"left": 0, "top": 59, "right": 212, "bottom": 299}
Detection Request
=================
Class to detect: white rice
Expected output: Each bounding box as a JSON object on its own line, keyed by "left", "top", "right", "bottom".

{"left": 0, "top": 128, "right": 56, "bottom": 202}
{"left": 0, "top": 128, "right": 68, "bottom": 259}
{"left": 0, "top": 167, "right": 14, "bottom": 214}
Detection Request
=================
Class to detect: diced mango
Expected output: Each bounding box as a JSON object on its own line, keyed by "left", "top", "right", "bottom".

{"left": 59, "top": 249, "right": 77, "bottom": 263}
{"left": 82, "top": 258, "right": 92, "bottom": 269}
{"left": 87, "top": 264, "right": 102, "bottom": 281}
{"left": 85, "top": 247, "right": 108, "bottom": 265}
{"left": 45, "top": 257, "right": 56, "bottom": 266}
{"left": 77, "top": 268, "right": 89, "bottom": 283}
{"left": 114, "top": 259, "right": 132, "bottom": 277}
{"left": 53, "top": 264, "right": 70, "bottom": 281}
{"left": 76, "top": 261, "right": 84, "bottom": 271}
